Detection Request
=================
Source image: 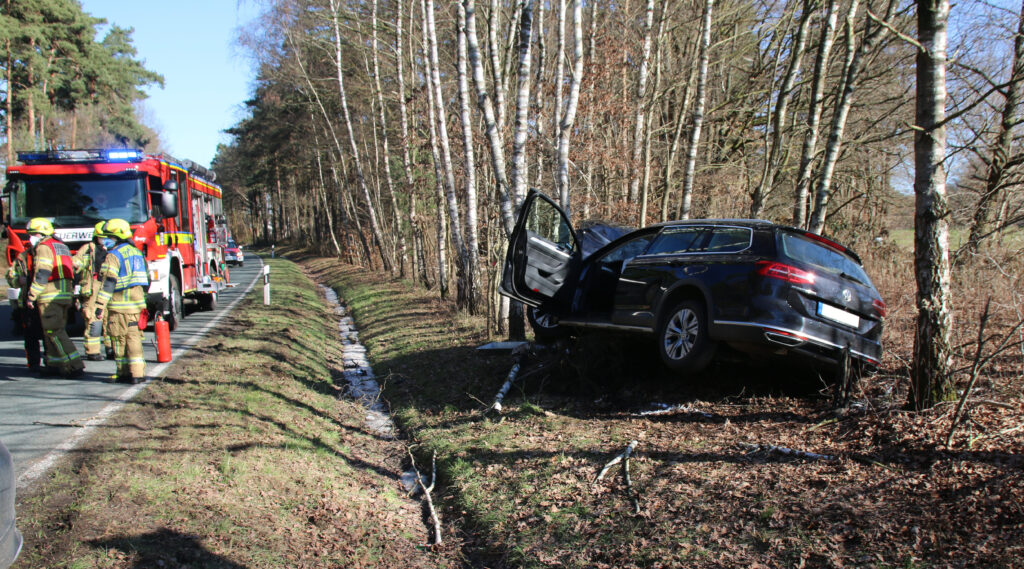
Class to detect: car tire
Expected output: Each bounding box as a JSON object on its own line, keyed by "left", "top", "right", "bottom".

{"left": 657, "top": 299, "right": 715, "bottom": 374}
{"left": 527, "top": 306, "right": 568, "bottom": 342}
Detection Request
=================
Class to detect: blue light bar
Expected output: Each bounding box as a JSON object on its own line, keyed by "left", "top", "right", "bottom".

{"left": 15, "top": 148, "right": 144, "bottom": 165}
{"left": 107, "top": 150, "right": 142, "bottom": 161}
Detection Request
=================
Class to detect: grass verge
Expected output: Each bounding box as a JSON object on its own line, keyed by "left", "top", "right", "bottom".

{"left": 15, "top": 255, "right": 458, "bottom": 568}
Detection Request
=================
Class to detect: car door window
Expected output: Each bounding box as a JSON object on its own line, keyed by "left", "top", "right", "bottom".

{"left": 526, "top": 198, "right": 576, "bottom": 253}
{"left": 705, "top": 227, "right": 752, "bottom": 253}
{"left": 646, "top": 227, "right": 708, "bottom": 255}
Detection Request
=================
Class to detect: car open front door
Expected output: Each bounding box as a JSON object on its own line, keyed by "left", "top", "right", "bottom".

{"left": 499, "top": 190, "right": 579, "bottom": 307}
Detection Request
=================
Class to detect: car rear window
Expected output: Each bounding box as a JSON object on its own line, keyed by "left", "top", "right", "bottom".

{"left": 778, "top": 231, "right": 873, "bottom": 286}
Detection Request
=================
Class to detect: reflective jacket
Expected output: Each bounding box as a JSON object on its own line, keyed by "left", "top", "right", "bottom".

{"left": 27, "top": 238, "right": 74, "bottom": 303}
{"left": 96, "top": 242, "right": 149, "bottom": 313}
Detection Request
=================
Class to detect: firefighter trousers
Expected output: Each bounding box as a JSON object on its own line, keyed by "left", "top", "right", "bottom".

{"left": 107, "top": 311, "right": 145, "bottom": 380}
{"left": 80, "top": 280, "right": 107, "bottom": 356}
{"left": 38, "top": 298, "right": 84, "bottom": 374}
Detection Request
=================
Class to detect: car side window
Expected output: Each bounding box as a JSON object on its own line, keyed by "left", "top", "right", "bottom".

{"left": 526, "top": 197, "right": 575, "bottom": 252}
{"left": 646, "top": 227, "right": 708, "bottom": 255}
{"left": 598, "top": 234, "right": 655, "bottom": 264}
{"left": 705, "top": 227, "right": 752, "bottom": 253}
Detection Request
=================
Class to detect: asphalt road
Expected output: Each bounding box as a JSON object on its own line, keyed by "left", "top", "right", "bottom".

{"left": 0, "top": 255, "right": 264, "bottom": 488}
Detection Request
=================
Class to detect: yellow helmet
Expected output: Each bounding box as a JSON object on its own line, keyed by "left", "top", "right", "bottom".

{"left": 104, "top": 218, "right": 133, "bottom": 240}
{"left": 94, "top": 221, "right": 107, "bottom": 237}
{"left": 27, "top": 218, "right": 54, "bottom": 236}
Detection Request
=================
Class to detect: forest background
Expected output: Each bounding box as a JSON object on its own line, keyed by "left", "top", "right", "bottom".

{"left": 2, "top": 0, "right": 1023, "bottom": 409}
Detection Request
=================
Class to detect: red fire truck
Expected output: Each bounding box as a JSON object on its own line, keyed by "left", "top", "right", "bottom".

{"left": 4, "top": 148, "right": 229, "bottom": 331}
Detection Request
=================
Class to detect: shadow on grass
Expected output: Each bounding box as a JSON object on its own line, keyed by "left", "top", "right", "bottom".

{"left": 155, "top": 376, "right": 401, "bottom": 481}
{"left": 88, "top": 528, "right": 246, "bottom": 569}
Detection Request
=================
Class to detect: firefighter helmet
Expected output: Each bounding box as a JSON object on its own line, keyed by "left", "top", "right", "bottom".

{"left": 27, "top": 218, "right": 54, "bottom": 236}
{"left": 94, "top": 221, "right": 108, "bottom": 237}
{"left": 104, "top": 218, "right": 133, "bottom": 240}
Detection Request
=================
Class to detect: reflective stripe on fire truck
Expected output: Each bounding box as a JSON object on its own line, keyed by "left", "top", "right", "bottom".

{"left": 157, "top": 232, "right": 195, "bottom": 246}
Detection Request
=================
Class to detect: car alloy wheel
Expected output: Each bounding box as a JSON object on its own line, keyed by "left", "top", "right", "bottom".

{"left": 664, "top": 307, "right": 699, "bottom": 360}
{"left": 657, "top": 299, "right": 715, "bottom": 374}
{"left": 527, "top": 306, "right": 568, "bottom": 342}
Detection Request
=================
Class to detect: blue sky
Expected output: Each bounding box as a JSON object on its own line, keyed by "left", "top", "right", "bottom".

{"left": 79, "top": 0, "right": 261, "bottom": 169}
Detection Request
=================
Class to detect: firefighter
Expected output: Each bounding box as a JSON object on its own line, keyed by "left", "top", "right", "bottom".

{"left": 24, "top": 218, "right": 85, "bottom": 378}
{"left": 73, "top": 221, "right": 110, "bottom": 361}
{"left": 5, "top": 248, "right": 44, "bottom": 372}
{"left": 94, "top": 219, "right": 149, "bottom": 383}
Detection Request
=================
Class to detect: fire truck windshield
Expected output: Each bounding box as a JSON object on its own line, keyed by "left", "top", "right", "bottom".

{"left": 6, "top": 174, "right": 149, "bottom": 228}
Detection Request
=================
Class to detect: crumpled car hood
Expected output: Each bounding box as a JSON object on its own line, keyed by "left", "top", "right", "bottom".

{"left": 577, "top": 221, "right": 632, "bottom": 259}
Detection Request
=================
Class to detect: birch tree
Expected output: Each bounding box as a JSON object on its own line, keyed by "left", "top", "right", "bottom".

{"left": 912, "top": 0, "right": 955, "bottom": 409}
{"left": 327, "top": 0, "right": 393, "bottom": 272}
{"left": 556, "top": 0, "right": 584, "bottom": 214}
{"left": 793, "top": 0, "right": 840, "bottom": 227}
{"left": 679, "top": 0, "right": 713, "bottom": 219}
{"left": 425, "top": 0, "right": 471, "bottom": 305}
{"left": 458, "top": 1, "right": 483, "bottom": 310}
{"left": 629, "top": 0, "right": 656, "bottom": 207}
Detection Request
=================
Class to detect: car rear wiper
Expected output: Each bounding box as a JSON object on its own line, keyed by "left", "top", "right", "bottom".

{"left": 840, "top": 271, "right": 864, "bottom": 285}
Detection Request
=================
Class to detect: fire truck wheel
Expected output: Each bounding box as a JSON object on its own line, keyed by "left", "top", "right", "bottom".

{"left": 199, "top": 293, "right": 217, "bottom": 312}
{"left": 167, "top": 274, "right": 184, "bottom": 331}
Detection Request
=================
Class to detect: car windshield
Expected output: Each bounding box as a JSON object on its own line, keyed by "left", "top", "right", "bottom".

{"left": 6, "top": 174, "right": 149, "bottom": 227}
{"left": 779, "top": 231, "right": 874, "bottom": 287}
{"left": 227, "top": 240, "right": 237, "bottom": 248}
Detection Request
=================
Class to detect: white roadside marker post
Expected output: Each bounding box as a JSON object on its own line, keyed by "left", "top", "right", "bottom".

{"left": 263, "top": 265, "right": 270, "bottom": 305}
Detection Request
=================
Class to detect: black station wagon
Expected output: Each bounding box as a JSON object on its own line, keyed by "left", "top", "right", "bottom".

{"left": 499, "top": 190, "right": 885, "bottom": 376}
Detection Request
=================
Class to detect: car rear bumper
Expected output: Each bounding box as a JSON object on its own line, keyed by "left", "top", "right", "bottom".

{"left": 712, "top": 319, "right": 882, "bottom": 367}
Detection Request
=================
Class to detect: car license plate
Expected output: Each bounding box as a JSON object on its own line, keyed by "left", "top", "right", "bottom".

{"left": 818, "top": 302, "right": 860, "bottom": 328}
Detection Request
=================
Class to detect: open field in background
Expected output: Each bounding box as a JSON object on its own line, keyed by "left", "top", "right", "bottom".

{"left": 887, "top": 227, "right": 1024, "bottom": 251}
{"left": 15, "top": 255, "right": 458, "bottom": 569}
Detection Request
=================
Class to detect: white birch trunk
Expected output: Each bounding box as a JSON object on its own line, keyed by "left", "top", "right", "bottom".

{"left": 556, "top": 0, "right": 584, "bottom": 215}
{"left": 510, "top": 1, "right": 535, "bottom": 207}
{"left": 421, "top": 0, "right": 450, "bottom": 298}
{"left": 458, "top": 1, "right": 483, "bottom": 310}
{"left": 750, "top": 0, "right": 812, "bottom": 218}
{"left": 554, "top": 0, "right": 567, "bottom": 209}
{"left": 912, "top": 0, "right": 955, "bottom": 409}
{"left": 489, "top": 0, "right": 508, "bottom": 134}
{"left": 629, "top": 0, "right": 656, "bottom": 206}
{"left": 465, "top": 0, "right": 516, "bottom": 236}
{"left": 396, "top": 0, "right": 424, "bottom": 285}
{"left": 426, "top": 0, "right": 469, "bottom": 303}
{"left": 328, "top": 0, "right": 393, "bottom": 272}
{"left": 371, "top": 0, "right": 407, "bottom": 276}
{"left": 679, "top": 0, "right": 713, "bottom": 219}
{"left": 792, "top": 0, "right": 839, "bottom": 228}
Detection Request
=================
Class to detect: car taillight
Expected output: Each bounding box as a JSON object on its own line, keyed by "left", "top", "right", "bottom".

{"left": 872, "top": 299, "right": 887, "bottom": 317}
{"left": 757, "top": 261, "right": 815, "bottom": 285}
